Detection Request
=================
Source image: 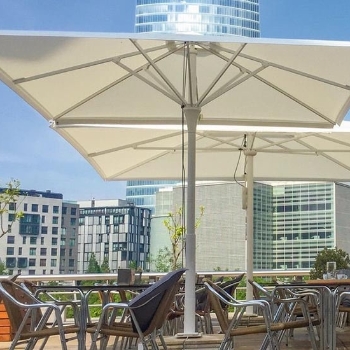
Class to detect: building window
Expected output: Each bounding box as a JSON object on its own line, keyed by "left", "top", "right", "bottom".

{"left": 29, "top": 258, "right": 36, "bottom": 267}
{"left": 51, "top": 248, "right": 57, "bottom": 256}
{"left": 41, "top": 226, "right": 48, "bottom": 234}
{"left": 62, "top": 206, "right": 67, "bottom": 215}
{"left": 69, "top": 238, "right": 75, "bottom": 247}
{"left": 7, "top": 236, "right": 15, "bottom": 244}
{"left": 70, "top": 218, "right": 77, "bottom": 226}
{"left": 8, "top": 213, "right": 15, "bottom": 222}
{"left": 40, "top": 248, "right": 47, "bottom": 256}
{"left": 61, "top": 238, "right": 66, "bottom": 246}
{"left": 51, "top": 259, "right": 57, "bottom": 267}
{"left": 53, "top": 206, "right": 59, "bottom": 214}
{"left": 60, "top": 248, "right": 66, "bottom": 256}
{"left": 28, "top": 270, "right": 35, "bottom": 275}
{"left": 6, "top": 247, "right": 14, "bottom": 255}
{"left": 40, "top": 259, "right": 46, "bottom": 267}
{"left": 32, "top": 204, "right": 39, "bottom": 212}
{"left": 30, "top": 237, "right": 37, "bottom": 244}
{"left": 52, "top": 216, "right": 59, "bottom": 224}
{"left": 23, "top": 236, "right": 27, "bottom": 244}
{"left": 42, "top": 205, "right": 49, "bottom": 213}
{"left": 41, "top": 237, "right": 45, "bottom": 245}
{"left": 71, "top": 207, "right": 77, "bottom": 216}
{"left": 52, "top": 227, "right": 58, "bottom": 235}
{"left": 52, "top": 238, "right": 58, "bottom": 245}
{"left": 17, "top": 257, "right": 27, "bottom": 268}
{"left": 42, "top": 216, "right": 45, "bottom": 223}
{"left": 6, "top": 257, "right": 16, "bottom": 268}
{"left": 29, "top": 248, "right": 36, "bottom": 256}
{"left": 18, "top": 247, "right": 22, "bottom": 255}
{"left": 69, "top": 259, "right": 75, "bottom": 267}
{"left": 9, "top": 202, "right": 16, "bottom": 211}
{"left": 24, "top": 203, "right": 28, "bottom": 211}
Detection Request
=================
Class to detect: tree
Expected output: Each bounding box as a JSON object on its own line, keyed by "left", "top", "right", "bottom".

{"left": 162, "top": 205, "right": 205, "bottom": 271}
{"left": 153, "top": 248, "right": 172, "bottom": 272}
{"left": 310, "top": 247, "right": 350, "bottom": 279}
{"left": 86, "top": 252, "right": 101, "bottom": 274}
{"left": 100, "top": 257, "right": 110, "bottom": 273}
{"left": 0, "top": 259, "right": 7, "bottom": 275}
{"left": 0, "top": 179, "right": 24, "bottom": 239}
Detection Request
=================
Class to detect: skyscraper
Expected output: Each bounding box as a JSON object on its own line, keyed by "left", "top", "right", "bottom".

{"left": 135, "top": 0, "right": 260, "bottom": 37}
{"left": 127, "top": 1, "right": 260, "bottom": 211}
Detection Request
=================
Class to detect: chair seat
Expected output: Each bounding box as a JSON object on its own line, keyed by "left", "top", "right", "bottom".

{"left": 19, "top": 325, "right": 80, "bottom": 340}
{"left": 228, "top": 319, "right": 320, "bottom": 336}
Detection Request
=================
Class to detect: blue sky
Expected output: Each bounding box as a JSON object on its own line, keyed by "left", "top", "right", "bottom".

{"left": 0, "top": 1, "right": 350, "bottom": 200}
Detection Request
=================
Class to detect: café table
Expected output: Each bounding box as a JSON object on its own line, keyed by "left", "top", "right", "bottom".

{"left": 33, "top": 283, "right": 149, "bottom": 350}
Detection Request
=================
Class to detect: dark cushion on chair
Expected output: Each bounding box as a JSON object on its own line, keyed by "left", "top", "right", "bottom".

{"left": 129, "top": 268, "right": 186, "bottom": 332}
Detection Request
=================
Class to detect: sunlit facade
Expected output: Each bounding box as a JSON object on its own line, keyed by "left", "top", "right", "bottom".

{"left": 135, "top": 0, "right": 260, "bottom": 37}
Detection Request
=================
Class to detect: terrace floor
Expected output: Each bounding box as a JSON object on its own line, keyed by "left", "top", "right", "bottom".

{"left": 1, "top": 327, "right": 350, "bottom": 350}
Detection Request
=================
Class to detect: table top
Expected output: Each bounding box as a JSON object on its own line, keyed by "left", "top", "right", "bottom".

{"left": 35, "top": 284, "right": 150, "bottom": 291}
{"left": 306, "top": 279, "right": 350, "bottom": 286}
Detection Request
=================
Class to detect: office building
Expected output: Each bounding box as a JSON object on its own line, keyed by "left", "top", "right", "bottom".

{"left": 135, "top": 0, "right": 260, "bottom": 37}
{"left": 150, "top": 181, "right": 350, "bottom": 272}
{"left": 0, "top": 188, "right": 79, "bottom": 276}
{"left": 77, "top": 199, "right": 152, "bottom": 273}
{"left": 126, "top": 180, "right": 178, "bottom": 212}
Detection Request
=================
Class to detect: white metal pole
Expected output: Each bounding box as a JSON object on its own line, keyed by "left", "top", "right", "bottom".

{"left": 183, "top": 106, "right": 201, "bottom": 336}
{"left": 244, "top": 135, "right": 256, "bottom": 305}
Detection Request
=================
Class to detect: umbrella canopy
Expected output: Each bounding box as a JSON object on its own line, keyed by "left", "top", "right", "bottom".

{"left": 1, "top": 31, "right": 350, "bottom": 128}
{"left": 2, "top": 31, "right": 350, "bottom": 334}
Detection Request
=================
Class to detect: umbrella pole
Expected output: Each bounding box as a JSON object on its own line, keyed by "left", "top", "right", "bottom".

{"left": 245, "top": 137, "right": 256, "bottom": 307}
{"left": 183, "top": 107, "right": 201, "bottom": 336}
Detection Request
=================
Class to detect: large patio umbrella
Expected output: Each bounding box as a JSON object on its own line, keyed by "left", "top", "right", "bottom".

{"left": 2, "top": 31, "right": 350, "bottom": 335}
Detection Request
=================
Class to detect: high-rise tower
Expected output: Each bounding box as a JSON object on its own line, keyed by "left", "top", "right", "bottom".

{"left": 135, "top": 0, "right": 260, "bottom": 37}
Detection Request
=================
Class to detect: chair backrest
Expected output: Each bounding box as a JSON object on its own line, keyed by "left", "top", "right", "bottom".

{"left": 0, "top": 279, "right": 42, "bottom": 336}
{"left": 129, "top": 268, "right": 186, "bottom": 333}
{"left": 248, "top": 279, "right": 272, "bottom": 301}
{"left": 204, "top": 280, "right": 230, "bottom": 333}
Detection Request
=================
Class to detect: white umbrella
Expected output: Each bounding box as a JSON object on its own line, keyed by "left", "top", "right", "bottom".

{"left": 2, "top": 31, "right": 350, "bottom": 334}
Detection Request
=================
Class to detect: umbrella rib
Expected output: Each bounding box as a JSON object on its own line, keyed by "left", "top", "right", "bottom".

{"left": 253, "top": 75, "right": 335, "bottom": 125}
{"left": 200, "top": 66, "right": 266, "bottom": 106}
{"left": 196, "top": 43, "right": 246, "bottom": 106}
{"left": 106, "top": 150, "right": 175, "bottom": 180}
{"left": 12, "top": 42, "right": 174, "bottom": 83}
{"left": 88, "top": 131, "right": 184, "bottom": 157}
{"left": 53, "top": 59, "right": 183, "bottom": 121}
{"left": 204, "top": 44, "right": 339, "bottom": 125}
{"left": 131, "top": 39, "right": 186, "bottom": 105}
{"left": 210, "top": 42, "right": 350, "bottom": 91}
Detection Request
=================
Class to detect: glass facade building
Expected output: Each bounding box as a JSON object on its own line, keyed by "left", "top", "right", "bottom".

{"left": 135, "top": 0, "right": 260, "bottom": 37}
{"left": 126, "top": 180, "right": 178, "bottom": 212}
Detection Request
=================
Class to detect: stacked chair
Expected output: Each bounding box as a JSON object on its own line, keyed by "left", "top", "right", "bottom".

{"left": 205, "top": 279, "right": 320, "bottom": 350}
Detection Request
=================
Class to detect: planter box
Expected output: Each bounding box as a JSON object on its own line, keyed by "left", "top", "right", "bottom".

{"left": 0, "top": 301, "right": 12, "bottom": 342}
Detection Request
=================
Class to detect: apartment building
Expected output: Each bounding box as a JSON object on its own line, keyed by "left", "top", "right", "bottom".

{"left": 77, "top": 199, "right": 152, "bottom": 273}
{"left": 1, "top": 188, "right": 79, "bottom": 276}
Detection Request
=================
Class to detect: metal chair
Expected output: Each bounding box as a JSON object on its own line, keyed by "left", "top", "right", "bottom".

{"left": 88, "top": 268, "right": 186, "bottom": 350}
{"left": 0, "top": 279, "right": 80, "bottom": 350}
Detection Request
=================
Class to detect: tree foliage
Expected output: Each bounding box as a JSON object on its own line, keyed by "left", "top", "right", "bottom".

{"left": 310, "top": 247, "right": 350, "bottom": 279}
{"left": 162, "top": 205, "right": 204, "bottom": 271}
{"left": 0, "top": 179, "right": 24, "bottom": 239}
{"left": 86, "top": 252, "right": 101, "bottom": 274}
{"left": 0, "top": 259, "right": 7, "bottom": 275}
